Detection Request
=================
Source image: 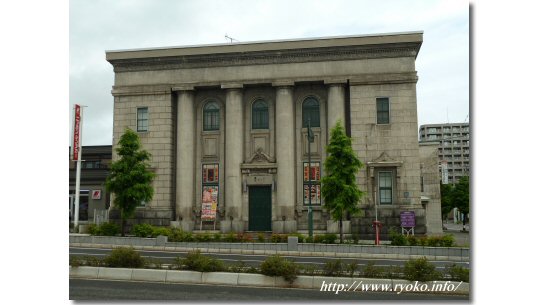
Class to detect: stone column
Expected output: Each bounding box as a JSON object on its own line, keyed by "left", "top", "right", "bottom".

{"left": 174, "top": 88, "right": 195, "bottom": 231}
{"left": 274, "top": 83, "right": 297, "bottom": 233}
{"left": 223, "top": 84, "right": 244, "bottom": 232}
{"left": 327, "top": 82, "right": 346, "bottom": 130}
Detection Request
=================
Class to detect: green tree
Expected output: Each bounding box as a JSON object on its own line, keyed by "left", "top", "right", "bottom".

{"left": 321, "top": 120, "right": 365, "bottom": 243}
{"left": 440, "top": 183, "right": 454, "bottom": 219}
{"left": 105, "top": 128, "right": 156, "bottom": 236}
{"left": 451, "top": 176, "right": 469, "bottom": 230}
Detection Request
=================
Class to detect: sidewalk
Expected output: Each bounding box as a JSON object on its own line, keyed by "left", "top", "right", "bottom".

{"left": 442, "top": 222, "right": 470, "bottom": 247}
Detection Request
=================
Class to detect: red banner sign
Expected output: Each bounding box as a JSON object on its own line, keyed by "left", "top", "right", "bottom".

{"left": 73, "top": 104, "right": 81, "bottom": 161}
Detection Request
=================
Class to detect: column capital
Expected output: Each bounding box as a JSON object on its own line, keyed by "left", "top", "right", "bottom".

{"left": 324, "top": 78, "right": 347, "bottom": 86}
{"left": 221, "top": 83, "right": 243, "bottom": 90}
{"left": 172, "top": 85, "right": 195, "bottom": 91}
{"left": 272, "top": 80, "right": 295, "bottom": 87}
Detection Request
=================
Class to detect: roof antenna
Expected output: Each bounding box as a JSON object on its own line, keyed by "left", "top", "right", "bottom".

{"left": 225, "top": 34, "right": 238, "bottom": 43}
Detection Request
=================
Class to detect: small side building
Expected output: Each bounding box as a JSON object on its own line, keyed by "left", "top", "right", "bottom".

{"left": 69, "top": 145, "right": 112, "bottom": 225}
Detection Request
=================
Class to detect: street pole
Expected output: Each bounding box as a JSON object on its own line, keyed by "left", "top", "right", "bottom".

{"left": 73, "top": 105, "right": 84, "bottom": 231}
{"left": 307, "top": 119, "right": 313, "bottom": 238}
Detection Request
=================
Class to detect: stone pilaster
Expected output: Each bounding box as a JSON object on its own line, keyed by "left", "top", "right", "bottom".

{"left": 223, "top": 85, "right": 244, "bottom": 232}
{"left": 327, "top": 83, "right": 346, "bottom": 130}
{"left": 274, "top": 84, "right": 297, "bottom": 233}
{"left": 175, "top": 88, "right": 195, "bottom": 231}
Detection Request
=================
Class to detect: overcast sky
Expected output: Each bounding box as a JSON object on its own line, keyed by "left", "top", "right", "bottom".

{"left": 70, "top": 0, "right": 469, "bottom": 146}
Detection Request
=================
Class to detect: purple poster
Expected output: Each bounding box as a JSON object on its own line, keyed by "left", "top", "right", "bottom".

{"left": 400, "top": 211, "right": 415, "bottom": 227}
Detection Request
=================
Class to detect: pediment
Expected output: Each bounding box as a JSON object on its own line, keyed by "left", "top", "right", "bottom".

{"left": 248, "top": 147, "right": 275, "bottom": 164}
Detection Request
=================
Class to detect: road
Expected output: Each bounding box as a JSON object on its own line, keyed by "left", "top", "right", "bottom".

{"left": 70, "top": 246, "right": 469, "bottom": 270}
{"left": 70, "top": 279, "right": 468, "bottom": 300}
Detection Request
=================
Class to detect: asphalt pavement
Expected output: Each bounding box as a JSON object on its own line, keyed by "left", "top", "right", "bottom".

{"left": 70, "top": 279, "right": 469, "bottom": 301}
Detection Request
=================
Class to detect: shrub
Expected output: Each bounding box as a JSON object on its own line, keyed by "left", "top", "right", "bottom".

{"left": 361, "top": 262, "right": 384, "bottom": 278}
{"left": 426, "top": 236, "right": 442, "bottom": 247}
{"left": 446, "top": 264, "right": 469, "bottom": 282}
{"left": 347, "top": 261, "right": 359, "bottom": 277}
{"left": 260, "top": 255, "right": 299, "bottom": 284}
{"left": 323, "top": 259, "right": 344, "bottom": 277}
{"left": 194, "top": 233, "right": 212, "bottom": 242}
{"left": 88, "top": 223, "right": 100, "bottom": 235}
{"left": 213, "top": 233, "right": 222, "bottom": 242}
{"left": 70, "top": 256, "right": 82, "bottom": 267}
{"left": 237, "top": 233, "right": 253, "bottom": 243}
{"left": 324, "top": 233, "right": 338, "bottom": 244}
{"left": 440, "top": 235, "right": 455, "bottom": 247}
{"left": 313, "top": 234, "right": 325, "bottom": 243}
{"left": 271, "top": 234, "right": 288, "bottom": 243}
{"left": 99, "top": 222, "right": 120, "bottom": 236}
{"left": 151, "top": 227, "right": 172, "bottom": 238}
{"left": 389, "top": 229, "right": 408, "bottom": 246}
{"left": 84, "top": 255, "right": 104, "bottom": 267}
{"left": 403, "top": 257, "right": 442, "bottom": 282}
{"left": 257, "top": 233, "right": 265, "bottom": 243}
{"left": 407, "top": 235, "right": 418, "bottom": 246}
{"left": 224, "top": 232, "right": 238, "bottom": 242}
{"left": 305, "top": 236, "right": 314, "bottom": 243}
{"left": 229, "top": 261, "right": 247, "bottom": 273}
{"left": 104, "top": 247, "right": 145, "bottom": 268}
{"left": 132, "top": 223, "right": 154, "bottom": 237}
{"left": 351, "top": 233, "right": 360, "bottom": 244}
{"left": 88, "top": 223, "right": 120, "bottom": 236}
{"left": 177, "top": 250, "right": 225, "bottom": 272}
{"left": 418, "top": 236, "right": 428, "bottom": 246}
{"left": 301, "top": 264, "right": 318, "bottom": 276}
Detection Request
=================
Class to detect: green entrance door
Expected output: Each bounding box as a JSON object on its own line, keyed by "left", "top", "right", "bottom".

{"left": 248, "top": 186, "right": 272, "bottom": 231}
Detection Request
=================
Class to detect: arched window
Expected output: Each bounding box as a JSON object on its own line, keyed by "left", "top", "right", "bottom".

{"left": 302, "top": 97, "right": 320, "bottom": 127}
{"left": 203, "top": 101, "right": 220, "bottom": 131}
{"left": 251, "top": 99, "right": 269, "bottom": 129}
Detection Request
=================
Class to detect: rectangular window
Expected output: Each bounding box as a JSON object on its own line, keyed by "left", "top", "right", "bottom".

{"left": 303, "top": 162, "right": 321, "bottom": 205}
{"left": 378, "top": 171, "right": 393, "bottom": 205}
{"left": 376, "top": 98, "right": 390, "bottom": 124}
{"left": 202, "top": 164, "right": 219, "bottom": 184}
{"left": 137, "top": 107, "right": 149, "bottom": 132}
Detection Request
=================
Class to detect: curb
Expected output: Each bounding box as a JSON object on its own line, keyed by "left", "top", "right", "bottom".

{"left": 70, "top": 266, "right": 469, "bottom": 295}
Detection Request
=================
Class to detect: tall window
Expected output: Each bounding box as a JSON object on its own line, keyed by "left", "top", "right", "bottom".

{"left": 302, "top": 97, "right": 320, "bottom": 127}
{"left": 251, "top": 99, "right": 269, "bottom": 129}
{"left": 137, "top": 107, "right": 148, "bottom": 132}
{"left": 376, "top": 98, "right": 390, "bottom": 124}
{"left": 378, "top": 171, "right": 393, "bottom": 205}
{"left": 203, "top": 102, "right": 220, "bottom": 131}
{"left": 303, "top": 162, "right": 321, "bottom": 205}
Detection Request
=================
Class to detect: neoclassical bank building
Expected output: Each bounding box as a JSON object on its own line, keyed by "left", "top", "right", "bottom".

{"left": 106, "top": 31, "right": 442, "bottom": 237}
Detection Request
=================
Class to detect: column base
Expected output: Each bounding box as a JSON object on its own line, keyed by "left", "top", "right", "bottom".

{"left": 326, "top": 220, "right": 350, "bottom": 234}
{"left": 273, "top": 220, "right": 297, "bottom": 233}
{"left": 220, "top": 220, "right": 232, "bottom": 233}
{"left": 170, "top": 220, "right": 194, "bottom": 232}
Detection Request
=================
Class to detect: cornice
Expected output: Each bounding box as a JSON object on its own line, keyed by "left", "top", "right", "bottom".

{"left": 108, "top": 42, "right": 421, "bottom": 73}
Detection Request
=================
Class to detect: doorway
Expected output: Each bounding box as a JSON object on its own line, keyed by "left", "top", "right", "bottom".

{"left": 248, "top": 186, "right": 272, "bottom": 231}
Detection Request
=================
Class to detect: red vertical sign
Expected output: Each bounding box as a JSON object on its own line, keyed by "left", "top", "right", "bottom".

{"left": 73, "top": 104, "right": 81, "bottom": 161}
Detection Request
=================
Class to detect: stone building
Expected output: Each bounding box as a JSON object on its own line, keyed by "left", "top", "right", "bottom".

{"left": 105, "top": 31, "right": 442, "bottom": 236}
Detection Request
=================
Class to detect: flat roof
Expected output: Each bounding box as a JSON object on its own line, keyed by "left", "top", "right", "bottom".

{"left": 106, "top": 31, "right": 423, "bottom": 61}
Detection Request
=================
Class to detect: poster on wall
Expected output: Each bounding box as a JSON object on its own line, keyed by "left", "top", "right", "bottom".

{"left": 303, "top": 162, "right": 320, "bottom": 181}
{"left": 303, "top": 184, "right": 321, "bottom": 205}
{"left": 201, "top": 186, "right": 218, "bottom": 221}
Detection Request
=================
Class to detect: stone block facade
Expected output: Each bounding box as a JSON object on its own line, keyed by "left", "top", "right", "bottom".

{"left": 106, "top": 32, "right": 443, "bottom": 236}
